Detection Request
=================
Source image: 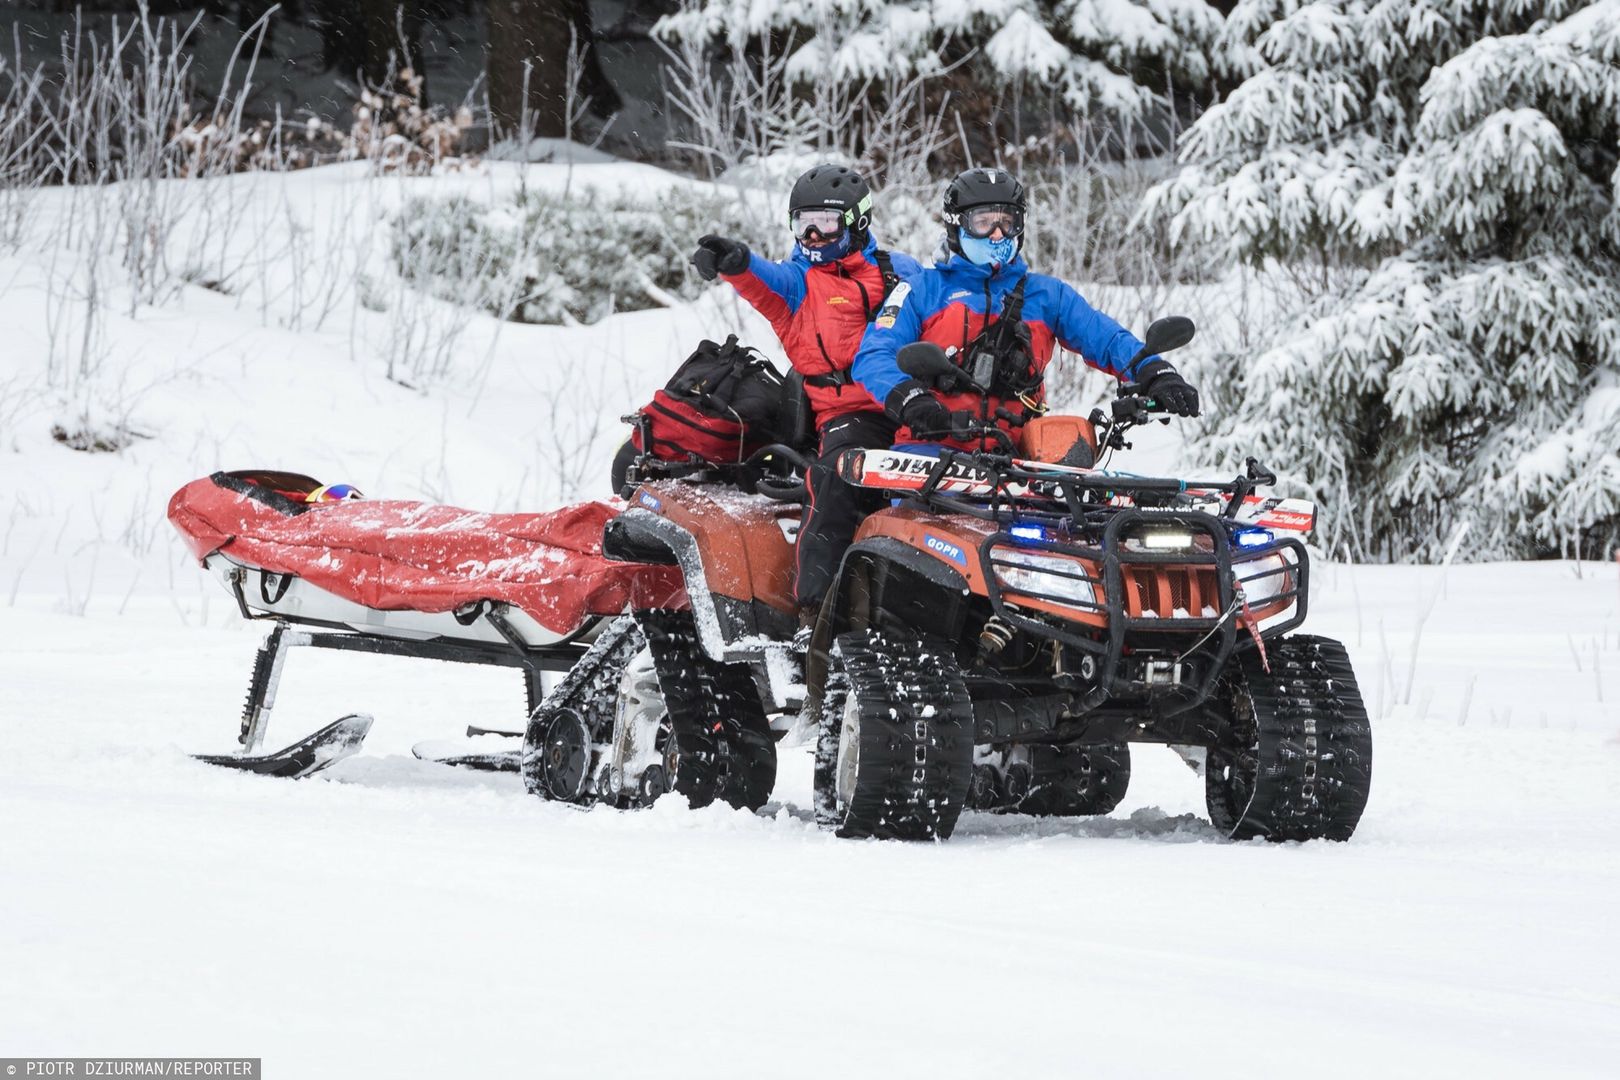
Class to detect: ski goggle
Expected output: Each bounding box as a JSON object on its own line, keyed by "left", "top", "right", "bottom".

{"left": 961, "top": 204, "right": 1025, "bottom": 239}
{"left": 789, "top": 207, "right": 848, "bottom": 241}
{"left": 306, "top": 483, "right": 363, "bottom": 503}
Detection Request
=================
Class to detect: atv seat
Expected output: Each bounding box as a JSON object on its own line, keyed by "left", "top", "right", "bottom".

{"left": 777, "top": 370, "right": 816, "bottom": 455}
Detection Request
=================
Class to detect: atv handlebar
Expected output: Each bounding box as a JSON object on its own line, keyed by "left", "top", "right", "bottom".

{"left": 940, "top": 413, "right": 1018, "bottom": 453}
{"left": 1110, "top": 390, "right": 1167, "bottom": 425}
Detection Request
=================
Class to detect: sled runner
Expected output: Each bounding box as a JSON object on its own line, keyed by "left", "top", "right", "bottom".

{"left": 193, "top": 713, "right": 374, "bottom": 779}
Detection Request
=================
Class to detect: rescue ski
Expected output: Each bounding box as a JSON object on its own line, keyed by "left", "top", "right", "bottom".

{"left": 839, "top": 448, "right": 1316, "bottom": 534}
{"left": 411, "top": 738, "right": 521, "bottom": 772}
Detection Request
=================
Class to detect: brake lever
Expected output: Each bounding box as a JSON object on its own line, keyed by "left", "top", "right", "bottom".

{"left": 993, "top": 406, "right": 1030, "bottom": 427}
{"left": 945, "top": 413, "right": 1016, "bottom": 453}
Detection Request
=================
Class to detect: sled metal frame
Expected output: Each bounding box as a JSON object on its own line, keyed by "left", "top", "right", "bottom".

{"left": 233, "top": 617, "right": 593, "bottom": 755}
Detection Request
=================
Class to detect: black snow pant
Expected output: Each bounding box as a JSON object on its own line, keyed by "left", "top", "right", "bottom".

{"left": 795, "top": 411, "right": 898, "bottom": 610}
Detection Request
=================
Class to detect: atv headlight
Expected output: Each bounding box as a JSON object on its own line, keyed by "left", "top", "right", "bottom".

{"left": 1121, "top": 524, "right": 1205, "bottom": 553}
{"left": 992, "top": 550, "right": 1096, "bottom": 608}
{"left": 1235, "top": 552, "right": 1290, "bottom": 605}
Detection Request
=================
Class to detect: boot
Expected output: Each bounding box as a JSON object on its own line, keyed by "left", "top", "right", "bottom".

{"left": 791, "top": 602, "right": 818, "bottom": 653}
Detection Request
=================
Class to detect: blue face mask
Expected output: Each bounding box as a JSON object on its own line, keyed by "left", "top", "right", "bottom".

{"left": 799, "top": 231, "right": 853, "bottom": 264}
{"left": 959, "top": 232, "right": 1017, "bottom": 268}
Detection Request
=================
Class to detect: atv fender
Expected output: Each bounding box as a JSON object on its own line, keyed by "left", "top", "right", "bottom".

{"left": 843, "top": 536, "right": 969, "bottom": 594}
{"left": 604, "top": 507, "right": 798, "bottom": 661}
{"left": 605, "top": 509, "right": 732, "bottom": 660}
{"left": 809, "top": 537, "right": 971, "bottom": 703}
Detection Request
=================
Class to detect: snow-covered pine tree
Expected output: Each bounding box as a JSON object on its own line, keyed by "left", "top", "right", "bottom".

{"left": 654, "top": 0, "right": 1233, "bottom": 148}
{"left": 1146, "top": 0, "right": 1620, "bottom": 560}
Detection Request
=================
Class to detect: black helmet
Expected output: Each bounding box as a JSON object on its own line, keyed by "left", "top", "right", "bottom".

{"left": 789, "top": 164, "right": 874, "bottom": 233}
{"left": 943, "top": 167, "right": 1026, "bottom": 254}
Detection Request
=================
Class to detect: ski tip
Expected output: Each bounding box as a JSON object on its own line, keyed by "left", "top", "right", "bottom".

{"left": 332, "top": 713, "right": 375, "bottom": 740}
{"left": 192, "top": 712, "right": 375, "bottom": 779}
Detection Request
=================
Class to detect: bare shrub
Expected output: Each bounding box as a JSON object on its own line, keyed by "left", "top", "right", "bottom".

{"left": 350, "top": 66, "right": 477, "bottom": 176}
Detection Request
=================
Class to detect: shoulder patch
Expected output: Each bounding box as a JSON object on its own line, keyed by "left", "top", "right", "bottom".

{"left": 874, "top": 281, "right": 911, "bottom": 329}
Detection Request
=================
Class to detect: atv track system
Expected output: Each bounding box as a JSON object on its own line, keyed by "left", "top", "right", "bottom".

{"left": 814, "top": 627, "right": 976, "bottom": 840}
{"left": 1206, "top": 635, "right": 1372, "bottom": 841}
{"left": 522, "top": 611, "right": 777, "bottom": 812}
{"left": 969, "top": 742, "right": 1132, "bottom": 816}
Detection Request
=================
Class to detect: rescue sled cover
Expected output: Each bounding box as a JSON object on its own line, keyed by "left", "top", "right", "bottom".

{"left": 167, "top": 470, "right": 684, "bottom": 634}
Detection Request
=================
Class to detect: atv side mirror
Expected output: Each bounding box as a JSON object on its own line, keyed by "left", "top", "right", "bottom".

{"left": 897, "top": 342, "right": 955, "bottom": 384}
{"left": 1130, "top": 316, "right": 1197, "bottom": 366}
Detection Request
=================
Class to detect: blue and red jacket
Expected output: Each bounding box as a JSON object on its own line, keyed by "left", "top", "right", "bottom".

{"left": 852, "top": 252, "right": 1156, "bottom": 445}
{"left": 722, "top": 234, "right": 922, "bottom": 424}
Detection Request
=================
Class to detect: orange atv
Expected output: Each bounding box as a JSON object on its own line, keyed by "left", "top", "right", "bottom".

{"left": 802, "top": 316, "right": 1372, "bottom": 841}
{"left": 524, "top": 318, "right": 1370, "bottom": 845}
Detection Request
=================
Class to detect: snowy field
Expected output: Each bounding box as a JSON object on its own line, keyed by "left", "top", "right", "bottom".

{"left": 2, "top": 162, "right": 1618, "bottom": 1077}
{"left": 3, "top": 561, "right": 1618, "bottom": 1078}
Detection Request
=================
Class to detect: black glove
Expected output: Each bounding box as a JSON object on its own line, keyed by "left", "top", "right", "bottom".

{"left": 886, "top": 380, "right": 952, "bottom": 437}
{"left": 1136, "top": 360, "right": 1201, "bottom": 417}
{"left": 691, "top": 235, "right": 750, "bottom": 281}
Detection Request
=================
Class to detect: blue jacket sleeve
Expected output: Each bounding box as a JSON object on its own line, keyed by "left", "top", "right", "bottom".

{"left": 729, "top": 251, "right": 807, "bottom": 315}
{"left": 886, "top": 251, "right": 925, "bottom": 279}
{"left": 1049, "top": 279, "right": 1155, "bottom": 380}
{"left": 852, "top": 277, "right": 926, "bottom": 408}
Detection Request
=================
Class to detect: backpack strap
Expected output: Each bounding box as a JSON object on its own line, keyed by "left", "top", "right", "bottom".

{"left": 866, "top": 249, "right": 901, "bottom": 323}
{"left": 999, "top": 274, "right": 1029, "bottom": 327}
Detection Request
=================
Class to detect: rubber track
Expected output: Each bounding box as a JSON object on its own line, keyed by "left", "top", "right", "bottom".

{"left": 635, "top": 609, "right": 776, "bottom": 812}
{"left": 1208, "top": 635, "right": 1372, "bottom": 841}
{"left": 816, "top": 628, "right": 975, "bottom": 840}
{"left": 521, "top": 615, "right": 643, "bottom": 802}
{"left": 1019, "top": 742, "right": 1131, "bottom": 817}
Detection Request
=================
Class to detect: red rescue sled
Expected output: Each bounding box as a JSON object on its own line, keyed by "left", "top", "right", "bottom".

{"left": 168, "top": 469, "right": 685, "bottom": 775}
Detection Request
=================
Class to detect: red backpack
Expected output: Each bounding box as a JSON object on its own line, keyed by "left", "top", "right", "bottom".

{"left": 631, "top": 336, "right": 787, "bottom": 465}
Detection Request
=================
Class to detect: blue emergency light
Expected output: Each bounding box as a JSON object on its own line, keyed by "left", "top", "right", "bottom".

{"left": 1008, "top": 522, "right": 1050, "bottom": 545}
{"left": 1233, "top": 526, "right": 1275, "bottom": 548}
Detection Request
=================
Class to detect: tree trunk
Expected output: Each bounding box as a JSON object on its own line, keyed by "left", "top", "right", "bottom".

{"left": 486, "top": 0, "right": 618, "bottom": 139}
{"left": 310, "top": 1, "right": 427, "bottom": 99}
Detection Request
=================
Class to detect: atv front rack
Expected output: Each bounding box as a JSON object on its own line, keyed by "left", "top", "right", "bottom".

{"left": 979, "top": 509, "right": 1309, "bottom": 714}
{"left": 900, "top": 445, "right": 1275, "bottom": 521}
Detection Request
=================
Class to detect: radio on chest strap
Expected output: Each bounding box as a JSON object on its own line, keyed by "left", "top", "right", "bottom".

{"left": 961, "top": 273, "right": 1034, "bottom": 395}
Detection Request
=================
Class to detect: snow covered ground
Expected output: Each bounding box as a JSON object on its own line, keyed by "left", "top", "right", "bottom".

{"left": 4, "top": 563, "right": 1618, "bottom": 1077}
{"left": 3, "top": 161, "right": 1619, "bottom": 1077}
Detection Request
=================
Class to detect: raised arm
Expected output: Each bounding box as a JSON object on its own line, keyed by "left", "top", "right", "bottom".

{"left": 691, "top": 235, "right": 807, "bottom": 330}
{"left": 1050, "top": 279, "right": 1153, "bottom": 380}
{"left": 724, "top": 251, "right": 808, "bottom": 325}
